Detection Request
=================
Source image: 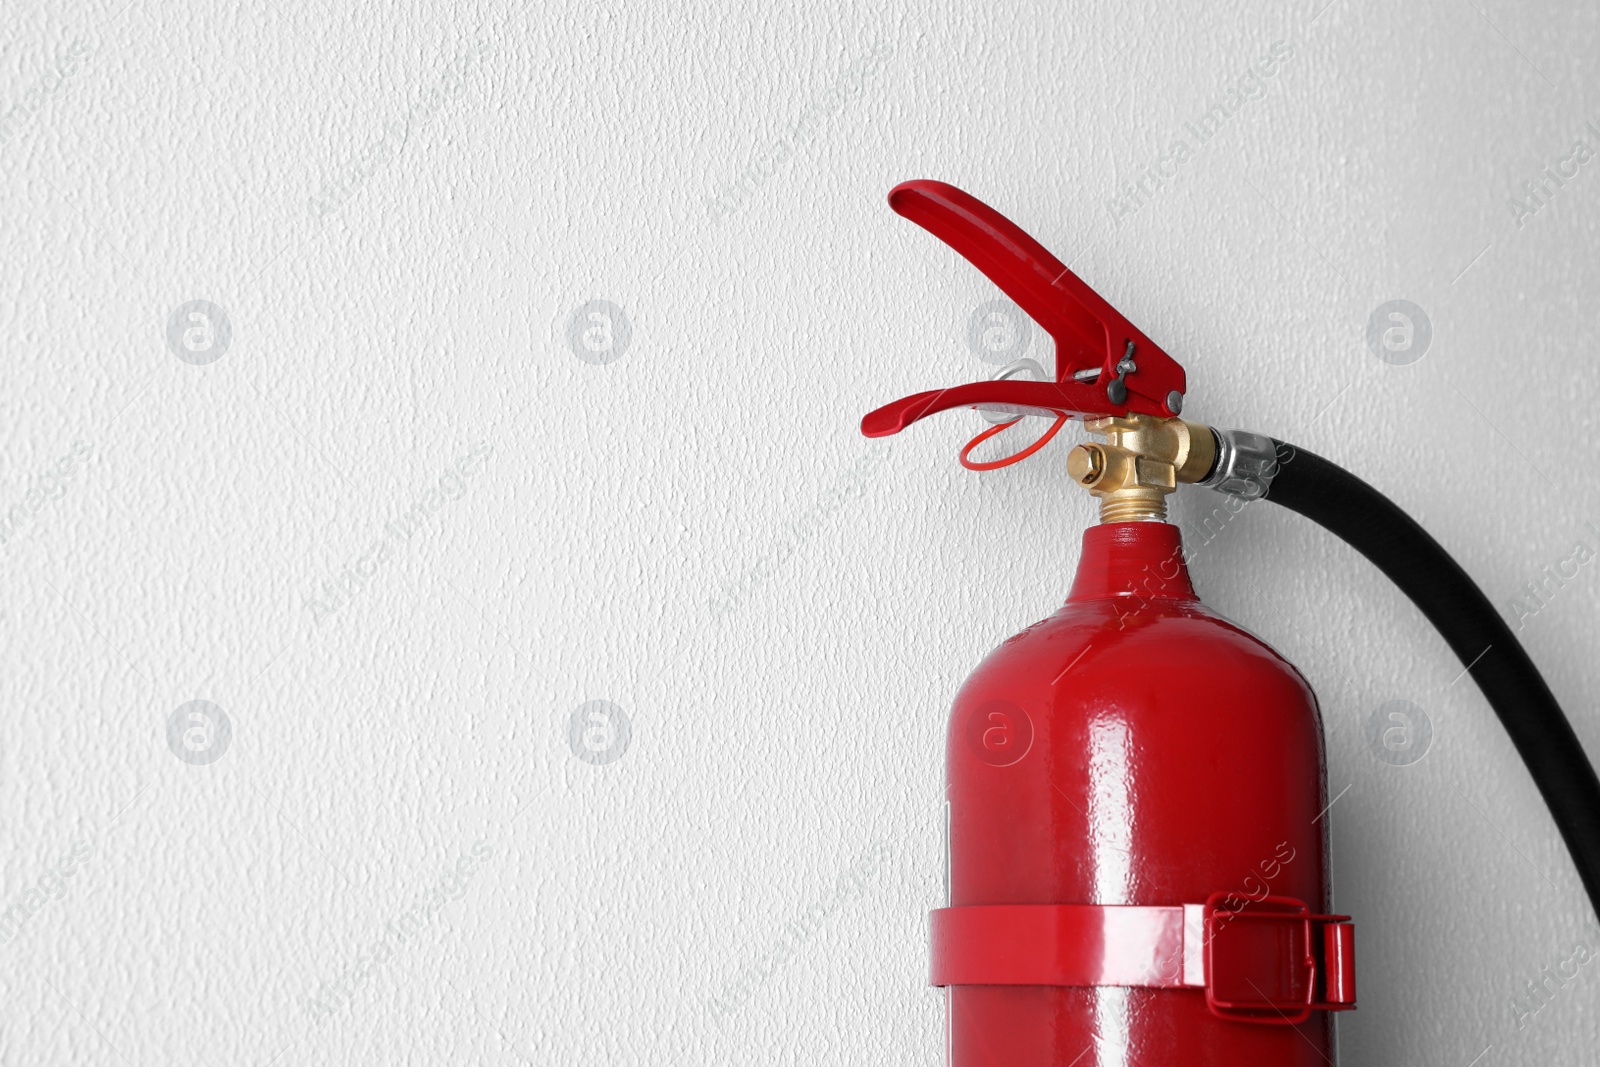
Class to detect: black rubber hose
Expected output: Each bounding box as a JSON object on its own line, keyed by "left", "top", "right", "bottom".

{"left": 1262, "top": 439, "right": 1600, "bottom": 920}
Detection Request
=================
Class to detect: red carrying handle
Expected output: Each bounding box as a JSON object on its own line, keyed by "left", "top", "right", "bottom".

{"left": 861, "top": 181, "right": 1186, "bottom": 439}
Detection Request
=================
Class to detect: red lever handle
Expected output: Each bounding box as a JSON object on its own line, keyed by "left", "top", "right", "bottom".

{"left": 861, "top": 180, "right": 1186, "bottom": 438}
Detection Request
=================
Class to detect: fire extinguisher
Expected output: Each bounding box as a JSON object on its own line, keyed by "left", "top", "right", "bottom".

{"left": 860, "top": 180, "right": 1600, "bottom": 1066}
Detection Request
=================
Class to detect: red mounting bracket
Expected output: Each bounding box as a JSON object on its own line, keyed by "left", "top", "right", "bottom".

{"left": 929, "top": 895, "right": 1356, "bottom": 1026}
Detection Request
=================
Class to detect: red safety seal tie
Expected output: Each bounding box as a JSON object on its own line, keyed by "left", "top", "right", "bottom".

{"left": 959, "top": 413, "right": 1068, "bottom": 471}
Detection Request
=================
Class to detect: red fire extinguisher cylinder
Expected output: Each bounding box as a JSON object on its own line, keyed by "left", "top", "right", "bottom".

{"left": 936, "top": 522, "right": 1352, "bottom": 1065}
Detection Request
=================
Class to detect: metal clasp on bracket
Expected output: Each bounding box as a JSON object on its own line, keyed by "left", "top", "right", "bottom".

{"left": 1203, "top": 893, "right": 1357, "bottom": 1024}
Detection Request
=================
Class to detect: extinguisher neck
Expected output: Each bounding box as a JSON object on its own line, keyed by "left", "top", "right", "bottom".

{"left": 1067, "top": 522, "right": 1196, "bottom": 602}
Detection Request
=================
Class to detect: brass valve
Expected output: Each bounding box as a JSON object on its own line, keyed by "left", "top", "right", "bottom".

{"left": 1066, "top": 415, "right": 1216, "bottom": 523}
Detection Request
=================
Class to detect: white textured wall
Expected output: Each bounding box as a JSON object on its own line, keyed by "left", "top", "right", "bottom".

{"left": 2, "top": 1, "right": 1598, "bottom": 1063}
